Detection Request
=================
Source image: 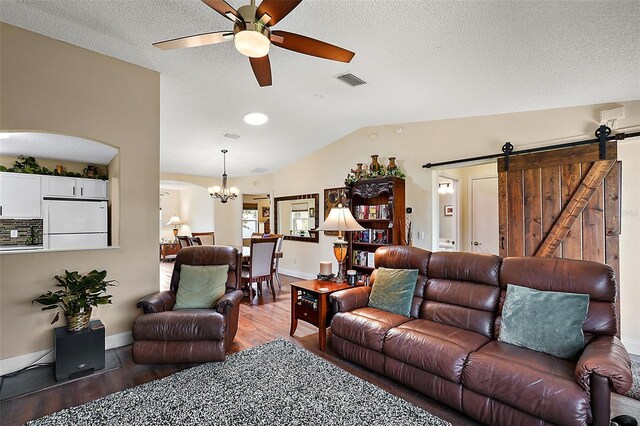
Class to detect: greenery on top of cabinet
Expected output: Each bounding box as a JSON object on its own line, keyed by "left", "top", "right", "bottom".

{"left": 0, "top": 156, "right": 108, "bottom": 180}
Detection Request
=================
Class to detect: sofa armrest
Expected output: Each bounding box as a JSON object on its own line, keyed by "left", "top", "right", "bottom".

{"left": 575, "top": 335, "right": 633, "bottom": 395}
{"left": 136, "top": 291, "right": 176, "bottom": 314}
{"left": 214, "top": 290, "right": 244, "bottom": 315}
{"left": 330, "top": 286, "right": 372, "bottom": 313}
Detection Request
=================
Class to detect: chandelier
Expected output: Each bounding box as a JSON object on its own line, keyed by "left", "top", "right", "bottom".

{"left": 208, "top": 149, "right": 239, "bottom": 203}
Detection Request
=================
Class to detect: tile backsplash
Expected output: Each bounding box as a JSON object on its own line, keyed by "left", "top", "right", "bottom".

{"left": 0, "top": 219, "right": 43, "bottom": 246}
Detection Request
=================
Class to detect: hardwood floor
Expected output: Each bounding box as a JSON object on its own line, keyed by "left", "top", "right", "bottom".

{"left": 1, "top": 262, "right": 638, "bottom": 425}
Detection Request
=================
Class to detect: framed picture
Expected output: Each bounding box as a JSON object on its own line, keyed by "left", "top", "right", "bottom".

{"left": 262, "top": 206, "right": 270, "bottom": 218}
{"left": 309, "top": 207, "right": 315, "bottom": 217}
{"left": 444, "top": 205, "right": 454, "bottom": 216}
{"left": 323, "top": 187, "right": 348, "bottom": 236}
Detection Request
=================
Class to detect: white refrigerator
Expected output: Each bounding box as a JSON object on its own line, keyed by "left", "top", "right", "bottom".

{"left": 43, "top": 200, "right": 108, "bottom": 249}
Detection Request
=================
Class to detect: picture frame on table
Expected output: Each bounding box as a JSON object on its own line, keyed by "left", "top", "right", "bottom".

{"left": 444, "top": 205, "right": 454, "bottom": 216}
{"left": 262, "top": 206, "right": 270, "bottom": 218}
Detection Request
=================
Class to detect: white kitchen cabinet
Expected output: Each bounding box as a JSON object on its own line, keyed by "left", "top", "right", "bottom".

{"left": 77, "top": 178, "right": 108, "bottom": 199}
{"left": 42, "top": 176, "right": 108, "bottom": 200}
{"left": 0, "top": 172, "right": 41, "bottom": 218}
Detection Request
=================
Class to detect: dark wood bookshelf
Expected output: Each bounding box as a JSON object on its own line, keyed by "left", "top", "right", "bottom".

{"left": 347, "top": 176, "right": 406, "bottom": 273}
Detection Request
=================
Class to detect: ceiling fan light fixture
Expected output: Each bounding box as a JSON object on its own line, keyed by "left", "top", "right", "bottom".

{"left": 243, "top": 112, "right": 269, "bottom": 126}
{"left": 234, "top": 29, "right": 270, "bottom": 58}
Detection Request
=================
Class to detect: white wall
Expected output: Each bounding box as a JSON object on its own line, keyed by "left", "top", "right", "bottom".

{"left": 160, "top": 189, "right": 181, "bottom": 241}
{"left": 181, "top": 185, "right": 215, "bottom": 235}
{"left": 618, "top": 136, "right": 640, "bottom": 355}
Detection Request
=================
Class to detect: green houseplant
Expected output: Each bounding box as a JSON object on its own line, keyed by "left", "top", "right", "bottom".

{"left": 33, "top": 270, "right": 117, "bottom": 332}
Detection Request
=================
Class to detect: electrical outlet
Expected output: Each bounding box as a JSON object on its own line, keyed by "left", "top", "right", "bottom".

{"left": 418, "top": 231, "right": 425, "bottom": 240}
{"left": 10, "top": 230, "right": 18, "bottom": 238}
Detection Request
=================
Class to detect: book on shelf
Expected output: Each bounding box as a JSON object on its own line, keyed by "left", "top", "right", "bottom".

{"left": 353, "top": 228, "right": 388, "bottom": 244}
{"left": 353, "top": 250, "right": 376, "bottom": 268}
{"left": 354, "top": 204, "right": 391, "bottom": 220}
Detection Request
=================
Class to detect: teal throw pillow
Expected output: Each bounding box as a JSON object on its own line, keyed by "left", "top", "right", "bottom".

{"left": 499, "top": 284, "right": 589, "bottom": 359}
{"left": 174, "top": 264, "right": 229, "bottom": 310}
{"left": 368, "top": 267, "right": 418, "bottom": 317}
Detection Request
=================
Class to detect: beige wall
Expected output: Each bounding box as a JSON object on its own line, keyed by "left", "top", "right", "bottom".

{"left": 0, "top": 24, "right": 160, "bottom": 360}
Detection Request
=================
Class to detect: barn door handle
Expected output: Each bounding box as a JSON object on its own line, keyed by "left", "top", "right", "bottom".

{"left": 500, "top": 237, "right": 505, "bottom": 249}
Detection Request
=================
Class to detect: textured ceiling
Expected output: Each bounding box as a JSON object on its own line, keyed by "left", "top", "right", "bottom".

{"left": 0, "top": 132, "right": 118, "bottom": 165}
{"left": 1, "top": 0, "right": 638, "bottom": 178}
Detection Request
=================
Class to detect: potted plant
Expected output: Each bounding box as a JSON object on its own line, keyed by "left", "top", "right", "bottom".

{"left": 33, "top": 270, "right": 117, "bottom": 332}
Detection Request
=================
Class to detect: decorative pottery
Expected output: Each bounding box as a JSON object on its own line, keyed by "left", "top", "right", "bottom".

{"left": 369, "top": 155, "right": 381, "bottom": 172}
{"left": 83, "top": 164, "right": 98, "bottom": 178}
{"left": 387, "top": 157, "right": 398, "bottom": 171}
{"left": 66, "top": 309, "right": 92, "bottom": 332}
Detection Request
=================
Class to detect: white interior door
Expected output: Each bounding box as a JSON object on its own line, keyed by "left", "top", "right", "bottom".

{"left": 470, "top": 176, "right": 499, "bottom": 255}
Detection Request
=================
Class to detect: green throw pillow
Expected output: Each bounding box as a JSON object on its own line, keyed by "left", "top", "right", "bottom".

{"left": 174, "top": 264, "right": 229, "bottom": 310}
{"left": 368, "top": 267, "right": 418, "bottom": 317}
{"left": 499, "top": 284, "right": 589, "bottom": 359}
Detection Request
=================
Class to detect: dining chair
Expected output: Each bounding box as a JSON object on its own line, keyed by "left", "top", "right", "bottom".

{"left": 189, "top": 236, "right": 202, "bottom": 246}
{"left": 177, "top": 235, "right": 192, "bottom": 249}
{"left": 192, "top": 232, "right": 215, "bottom": 245}
{"left": 241, "top": 236, "right": 278, "bottom": 304}
{"left": 269, "top": 234, "right": 284, "bottom": 289}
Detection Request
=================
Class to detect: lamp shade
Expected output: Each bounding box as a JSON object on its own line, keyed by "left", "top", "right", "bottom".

{"left": 315, "top": 207, "right": 365, "bottom": 232}
{"left": 166, "top": 216, "right": 182, "bottom": 226}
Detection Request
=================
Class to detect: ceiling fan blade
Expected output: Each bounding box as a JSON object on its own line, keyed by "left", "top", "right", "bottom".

{"left": 249, "top": 55, "right": 272, "bottom": 87}
{"left": 201, "top": 0, "right": 241, "bottom": 21}
{"left": 153, "top": 31, "right": 233, "bottom": 50}
{"left": 256, "top": 0, "right": 302, "bottom": 26}
{"left": 271, "top": 30, "right": 355, "bottom": 63}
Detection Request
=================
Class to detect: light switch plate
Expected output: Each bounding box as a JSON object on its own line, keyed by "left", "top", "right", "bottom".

{"left": 10, "top": 230, "right": 18, "bottom": 238}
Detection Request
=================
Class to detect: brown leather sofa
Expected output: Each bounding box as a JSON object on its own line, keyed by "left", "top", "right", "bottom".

{"left": 330, "top": 246, "right": 633, "bottom": 426}
{"left": 132, "top": 245, "right": 243, "bottom": 363}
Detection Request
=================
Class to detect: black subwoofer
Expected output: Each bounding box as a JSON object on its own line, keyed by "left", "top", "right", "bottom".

{"left": 55, "top": 319, "right": 105, "bottom": 381}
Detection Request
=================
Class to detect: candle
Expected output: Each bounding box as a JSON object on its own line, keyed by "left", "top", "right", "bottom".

{"left": 320, "top": 261, "right": 332, "bottom": 276}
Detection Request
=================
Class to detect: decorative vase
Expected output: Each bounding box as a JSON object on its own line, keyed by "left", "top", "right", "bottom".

{"left": 387, "top": 157, "right": 398, "bottom": 171}
{"left": 66, "top": 309, "right": 92, "bottom": 332}
{"left": 356, "top": 163, "right": 365, "bottom": 180}
{"left": 83, "top": 164, "right": 98, "bottom": 178}
{"left": 369, "top": 155, "right": 381, "bottom": 172}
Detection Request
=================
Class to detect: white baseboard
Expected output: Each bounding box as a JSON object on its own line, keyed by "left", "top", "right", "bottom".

{"left": 0, "top": 331, "right": 133, "bottom": 376}
{"left": 622, "top": 338, "right": 640, "bottom": 356}
{"left": 278, "top": 268, "right": 316, "bottom": 281}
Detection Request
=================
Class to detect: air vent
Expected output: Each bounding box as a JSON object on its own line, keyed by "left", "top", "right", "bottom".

{"left": 223, "top": 132, "right": 240, "bottom": 139}
{"left": 251, "top": 167, "right": 269, "bottom": 174}
{"left": 335, "top": 72, "right": 366, "bottom": 87}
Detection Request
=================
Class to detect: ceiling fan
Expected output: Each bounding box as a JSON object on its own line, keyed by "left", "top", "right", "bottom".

{"left": 153, "top": 0, "right": 355, "bottom": 87}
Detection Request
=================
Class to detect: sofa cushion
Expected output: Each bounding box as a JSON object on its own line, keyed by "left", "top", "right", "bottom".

{"left": 499, "top": 284, "right": 589, "bottom": 359}
{"left": 132, "top": 309, "right": 225, "bottom": 341}
{"left": 462, "top": 340, "right": 590, "bottom": 426}
{"left": 368, "top": 267, "right": 418, "bottom": 316}
{"left": 331, "top": 307, "right": 412, "bottom": 352}
{"left": 383, "top": 319, "right": 490, "bottom": 383}
{"left": 174, "top": 264, "right": 228, "bottom": 310}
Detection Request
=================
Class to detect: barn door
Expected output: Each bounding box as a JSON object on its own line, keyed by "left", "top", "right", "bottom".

{"left": 498, "top": 141, "right": 621, "bottom": 325}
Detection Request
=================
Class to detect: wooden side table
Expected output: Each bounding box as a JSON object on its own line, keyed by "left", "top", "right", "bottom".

{"left": 289, "top": 279, "right": 351, "bottom": 351}
{"left": 160, "top": 242, "right": 180, "bottom": 261}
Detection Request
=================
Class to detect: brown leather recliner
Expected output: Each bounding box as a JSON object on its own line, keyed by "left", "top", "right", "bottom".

{"left": 132, "top": 245, "right": 243, "bottom": 363}
{"left": 330, "top": 246, "right": 633, "bottom": 426}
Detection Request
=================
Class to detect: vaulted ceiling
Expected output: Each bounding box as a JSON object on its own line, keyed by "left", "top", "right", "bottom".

{"left": 2, "top": 0, "right": 638, "bottom": 177}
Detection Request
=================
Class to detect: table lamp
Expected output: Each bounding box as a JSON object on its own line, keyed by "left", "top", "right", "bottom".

{"left": 166, "top": 216, "right": 183, "bottom": 240}
{"left": 315, "top": 204, "right": 365, "bottom": 282}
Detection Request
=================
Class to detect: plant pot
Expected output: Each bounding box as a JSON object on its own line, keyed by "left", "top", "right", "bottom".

{"left": 66, "top": 310, "right": 92, "bottom": 332}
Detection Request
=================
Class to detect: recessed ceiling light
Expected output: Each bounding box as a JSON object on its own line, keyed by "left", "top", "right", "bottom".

{"left": 243, "top": 112, "right": 269, "bottom": 126}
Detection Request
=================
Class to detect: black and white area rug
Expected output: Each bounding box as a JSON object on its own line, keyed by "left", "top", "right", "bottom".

{"left": 627, "top": 358, "right": 640, "bottom": 401}
{"left": 26, "top": 339, "right": 450, "bottom": 426}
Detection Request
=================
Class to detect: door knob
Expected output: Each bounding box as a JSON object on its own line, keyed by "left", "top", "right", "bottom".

{"left": 473, "top": 241, "right": 482, "bottom": 246}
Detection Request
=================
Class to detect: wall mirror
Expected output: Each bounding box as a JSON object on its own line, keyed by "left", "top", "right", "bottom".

{"left": 0, "top": 131, "right": 119, "bottom": 253}
{"left": 274, "top": 193, "right": 319, "bottom": 243}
